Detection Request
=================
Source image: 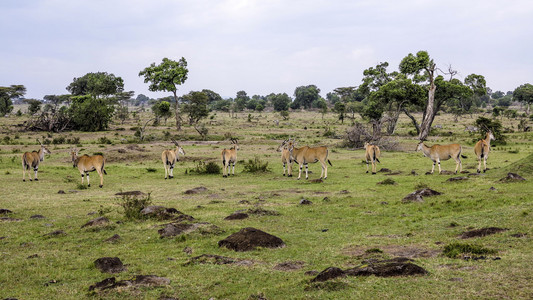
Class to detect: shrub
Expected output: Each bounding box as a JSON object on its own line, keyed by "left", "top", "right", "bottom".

{"left": 188, "top": 161, "right": 221, "bottom": 175}
{"left": 52, "top": 136, "right": 66, "bottom": 144}
{"left": 243, "top": 156, "right": 271, "bottom": 173}
{"left": 118, "top": 193, "right": 152, "bottom": 220}
{"left": 98, "top": 137, "right": 112, "bottom": 144}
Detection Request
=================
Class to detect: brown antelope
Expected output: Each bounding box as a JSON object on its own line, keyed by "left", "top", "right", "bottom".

{"left": 162, "top": 139, "right": 185, "bottom": 179}
{"left": 287, "top": 140, "right": 332, "bottom": 180}
{"left": 21, "top": 139, "right": 51, "bottom": 181}
{"left": 221, "top": 138, "right": 239, "bottom": 177}
{"left": 474, "top": 130, "right": 495, "bottom": 173}
{"left": 364, "top": 142, "right": 381, "bottom": 174}
{"left": 416, "top": 141, "right": 466, "bottom": 174}
{"left": 276, "top": 139, "right": 293, "bottom": 177}
{"left": 71, "top": 149, "right": 107, "bottom": 188}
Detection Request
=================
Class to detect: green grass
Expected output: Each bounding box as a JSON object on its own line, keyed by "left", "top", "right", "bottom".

{"left": 0, "top": 110, "right": 532, "bottom": 299}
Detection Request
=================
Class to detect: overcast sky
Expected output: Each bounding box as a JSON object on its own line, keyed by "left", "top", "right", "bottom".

{"left": 1, "top": 0, "right": 532, "bottom": 100}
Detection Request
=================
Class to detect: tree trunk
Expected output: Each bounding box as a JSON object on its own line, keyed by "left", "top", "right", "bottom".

{"left": 173, "top": 91, "right": 182, "bottom": 131}
{"left": 371, "top": 119, "right": 382, "bottom": 140}
{"left": 418, "top": 64, "right": 436, "bottom": 141}
{"left": 402, "top": 108, "right": 420, "bottom": 135}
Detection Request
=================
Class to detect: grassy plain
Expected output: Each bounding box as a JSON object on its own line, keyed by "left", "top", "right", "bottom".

{"left": 0, "top": 109, "right": 532, "bottom": 299}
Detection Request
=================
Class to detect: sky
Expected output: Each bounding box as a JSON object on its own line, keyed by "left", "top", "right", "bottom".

{"left": 1, "top": 0, "right": 532, "bottom": 100}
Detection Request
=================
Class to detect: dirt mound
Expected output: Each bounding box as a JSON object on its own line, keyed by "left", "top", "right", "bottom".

{"left": 30, "top": 215, "right": 45, "bottom": 219}
{"left": 140, "top": 206, "right": 191, "bottom": 221}
{"left": 104, "top": 234, "right": 121, "bottom": 242}
{"left": 218, "top": 227, "right": 285, "bottom": 252}
{"left": 345, "top": 257, "right": 428, "bottom": 277}
{"left": 43, "top": 230, "right": 66, "bottom": 237}
{"left": 499, "top": 173, "right": 526, "bottom": 182}
{"left": 224, "top": 212, "right": 249, "bottom": 220}
{"left": 115, "top": 190, "right": 147, "bottom": 197}
{"left": 183, "top": 254, "right": 253, "bottom": 266}
{"left": 94, "top": 257, "right": 127, "bottom": 273}
{"left": 89, "top": 275, "right": 170, "bottom": 291}
{"left": 402, "top": 188, "right": 441, "bottom": 203}
{"left": 273, "top": 261, "right": 305, "bottom": 271}
{"left": 184, "top": 186, "right": 208, "bottom": 194}
{"left": 81, "top": 217, "right": 110, "bottom": 228}
{"left": 158, "top": 222, "right": 221, "bottom": 238}
{"left": 460, "top": 227, "right": 508, "bottom": 239}
{"left": 311, "top": 267, "right": 345, "bottom": 282}
{"left": 246, "top": 208, "right": 280, "bottom": 216}
{"left": 446, "top": 177, "right": 469, "bottom": 182}
{"left": 0, "top": 209, "right": 13, "bottom": 214}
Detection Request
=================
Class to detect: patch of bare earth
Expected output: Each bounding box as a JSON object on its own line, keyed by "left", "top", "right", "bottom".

{"left": 342, "top": 244, "right": 440, "bottom": 259}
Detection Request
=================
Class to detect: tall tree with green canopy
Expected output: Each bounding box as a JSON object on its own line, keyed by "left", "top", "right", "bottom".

{"left": 0, "top": 85, "right": 26, "bottom": 116}
{"left": 399, "top": 51, "right": 438, "bottom": 141}
{"left": 513, "top": 83, "right": 533, "bottom": 115}
{"left": 66, "top": 72, "right": 125, "bottom": 131}
{"left": 291, "top": 85, "right": 320, "bottom": 109}
{"left": 182, "top": 91, "right": 209, "bottom": 138}
{"left": 269, "top": 93, "right": 291, "bottom": 112}
{"left": 139, "top": 57, "right": 189, "bottom": 130}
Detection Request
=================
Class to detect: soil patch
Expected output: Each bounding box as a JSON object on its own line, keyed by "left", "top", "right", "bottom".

{"left": 140, "top": 206, "right": 192, "bottom": 221}
{"left": 499, "top": 173, "right": 526, "bottom": 182}
{"left": 94, "top": 257, "right": 127, "bottom": 273}
{"left": 446, "top": 177, "right": 469, "bottom": 182}
{"left": 311, "top": 267, "right": 345, "bottom": 282}
{"left": 104, "top": 234, "right": 121, "bottom": 242}
{"left": 218, "top": 227, "right": 285, "bottom": 252}
{"left": 224, "top": 212, "right": 249, "bottom": 220}
{"left": 459, "top": 227, "right": 508, "bottom": 239}
{"left": 184, "top": 186, "right": 208, "bottom": 194}
{"left": 345, "top": 257, "right": 428, "bottom": 277}
{"left": 82, "top": 217, "right": 110, "bottom": 228}
{"left": 89, "top": 275, "right": 170, "bottom": 291}
{"left": 158, "top": 222, "right": 222, "bottom": 238}
{"left": 402, "top": 188, "right": 441, "bottom": 203}
{"left": 183, "top": 254, "right": 253, "bottom": 266}
{"left": 273, "top": 261, "right": 305, "bottom": 271}
{"left": 115, "top": 191, "right": 147, "bottom": 198}
{"left": 0, "top": 209, "right": 13, "bottom": 214}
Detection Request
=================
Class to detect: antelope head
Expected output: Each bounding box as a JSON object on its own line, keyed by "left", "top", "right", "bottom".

{"left": 277, "top": 139, "right": 288, "bottom": 152}
{"left": 231, "top": 138, "right": 240, "bottom": 151}
{"left": 172, "top": 139, "right": 185, "bottom": 155}
{"left": 71, "top": 148, "right": 79, "bottom": 167}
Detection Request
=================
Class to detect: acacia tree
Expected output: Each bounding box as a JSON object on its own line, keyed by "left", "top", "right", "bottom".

{"left": 182, "top": 91, "right": 209, "bottom": 138}
{"left": 513, "top": 83, "right": 533, "bottom": 115}
{"left": 139, "top": 57, "right": 188, "bottom": 130}
{"left": 0, "top": 85, "right": 25, "bottom": 116}
{"left": 399, "top": 51, "right": 437, "bottom": 141}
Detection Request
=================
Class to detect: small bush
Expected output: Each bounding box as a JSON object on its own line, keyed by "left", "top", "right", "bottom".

{"left": 243, "top": 156, "right": 271, "bottom": 173}
{"left": 98, "top": 137, "right": 112, "bottom": 144}
{"left": 443, "top": 242, "right": 497, "bottom": 258}
{"left": 188, "top": 161, "right": 221, "bottom": 175}
{"left": 52, "top": 136, "right": 66, "bottom": 144}
{"left": 146, "top": 168, "right": 157, "bottom": 173}
{"left": 118, "top": 193, "right": 152, "bottom": 220}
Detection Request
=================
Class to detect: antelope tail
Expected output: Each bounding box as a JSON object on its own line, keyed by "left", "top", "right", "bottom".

{"left": 375, "top": 157, "right": 381, "bottom": 163}
{"left": 461, "top": 155, "right": 467, "bottom": 159}
{"left": 327, "top": 159, "right": 332, "bottom": 166}
{"left": 480, "top": 147, "right": 485, "bottom": 159}
{"left": 222, "top": 151, "right": 226, "bottom": 165}
{"left": 373, "top": 151, "right": 380, "bottom": 163}
{"left": 102, "top": 161, "right": 107, "bottom": 175}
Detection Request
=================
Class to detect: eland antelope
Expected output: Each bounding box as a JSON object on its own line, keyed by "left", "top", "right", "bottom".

{"left": 71, "top": 149, "right": 107, "bottom": 188}
{"left": 162, "top": 139, "right": 185, "bottom": 179}
{"left": 364, "top": 142, "right": 381, "bottom": 174}
{"left": 21, "top": 139, "right": 51, "bottom": 181}
{"left": 416, "top": 141, "right": 466, "bottom": 174}
{"left": 287, "top": 140, "right": 332, "bottom": 180}
{"left": 276, "top": 139, "right": 293, "bottom": 176}
{"left": 221, "top": 138, "right": 239, "bottom": 177}
{"left": 474, "top": 130, "right": 495, "bottom": 173}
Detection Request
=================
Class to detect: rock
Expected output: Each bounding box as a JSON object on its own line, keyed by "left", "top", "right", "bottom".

{"left": 218, "top": 227, "right": 285, "bottom": 252}
{"left": 402, "top": 188, "right": 441, "bottom": 203}
{"left": 81, "top": 217, "right": 110, "bottom": 228}
{"left": 224, "top": 212, "right": 249, "bottom": 220}
{"left": 311, "top": 267, "right": 345, "bottom": 282}
{"left": 299, "top": 199, "right": 313, "bottom": 205}
{"left": 459, "top": 227, "right": 508, "bottom": 239}
{"left": 94, "top": 257, "right": 127, "bottom": 273}
{"left": 57, "top": 190, "right": 66, "bottom": 194}
{"left": 184, "top": 187, "right": 208, "bottom": 194}
{"left": 499, "top": 173, "right": 526, "bottom": 182}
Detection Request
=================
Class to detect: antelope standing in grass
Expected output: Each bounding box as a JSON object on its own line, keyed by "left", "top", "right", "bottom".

{"left": 474, "top": 130, "right": 495, "bottom": 173}
{"left": 287, "top": 140, "right": 332, "bottom": 180}
{"left": 416, "top": 141, "right": 466, "bottom": 174}
{"left": 21, "top": 140, "right": 51, "bottom": 181}
{"left": 276, "top": 139, "right": 293, "bottom": 177}
{"left": 162, "top": 139, "right": 185, "bottom": 179}
{"left": 71, "top": 149, "right": 107, "bottom": 188}
{"left": 364, "top": 142, "right": 381, "bottom": 174}
{"left": 221, "top": 138, "right": 239, "bottom": 177}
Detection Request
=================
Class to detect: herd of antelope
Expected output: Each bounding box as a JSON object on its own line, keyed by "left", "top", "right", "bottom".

{"left": 20, "top": 130, "right": 496, "bottom": 186}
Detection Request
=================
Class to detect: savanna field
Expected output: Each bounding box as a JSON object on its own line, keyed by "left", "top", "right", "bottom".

{"left": 1, "top": 109, "right": 532, "bottom": 299}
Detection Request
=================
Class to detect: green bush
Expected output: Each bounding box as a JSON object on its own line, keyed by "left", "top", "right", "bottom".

{"left": 243, "top": 156, "right": 271, "bottom": 173}
{"left": 188, "top": 161, "right": 221, "bottom": 175}
{"left": 443, "top": 242, "right": 497, "bottom": 258}
{"left": 118, "top": 193, "right": 152, "bottom": 220}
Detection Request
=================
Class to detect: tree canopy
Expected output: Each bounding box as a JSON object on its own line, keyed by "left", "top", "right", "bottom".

{"left": 0, "top": 85, "right": 26, "bottom": 116}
